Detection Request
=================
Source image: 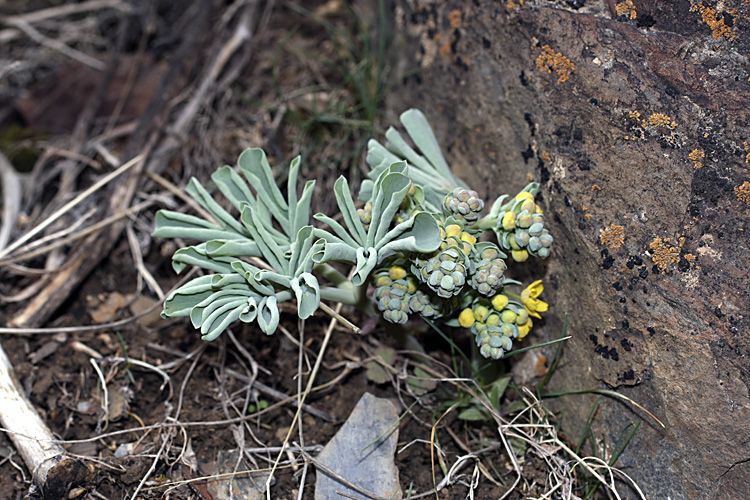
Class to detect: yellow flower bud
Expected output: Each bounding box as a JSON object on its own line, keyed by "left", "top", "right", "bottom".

{"left": 459, "top": 308, "right": 476, "bottom": 328}
{"left": 512, "top": 249, "right": 529, "bottom": 262}
{"left": 491, "top": 294, "right": 509, "bottom": 311}
{"left": 473, "top": 305, "right": 490, "bottom": 322}
{"left": 501, "top": 309, "right": 517, "bottom": 324}
{"left": 515, "top": 191, "right": 534, "bottom": 202}
{"left": 406, "top": 277, "right": 417, "bottom": 294}
{"left": 516, "top": 309, "right": 529, "bottom": 325}
{"left": 389, "top": 266, "right": 407, "bottom": 280}
{"left": 521, "top": 199, "right": 536, "bottom": 214}
{"left": 445, "top": 224, "right": 462, "bottom": 238}
{"left": 501, "top": 212, "right": 516, "bottom": 231}
{"left": 486, "top": 313, "right": 500, "bottom": 326}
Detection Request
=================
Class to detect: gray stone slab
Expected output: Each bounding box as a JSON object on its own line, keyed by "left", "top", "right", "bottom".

{"left": 315, "top": 393, "right": 401, "bottom": 500}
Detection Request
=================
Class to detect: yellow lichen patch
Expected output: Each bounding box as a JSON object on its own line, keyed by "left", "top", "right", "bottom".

{"left": 648, "top": 113, "right": 678, "bottom": 129}
{"left": 744, "top": 141, "right": 749, "bottom": 163}
{"left": 684, "top": 254, "right": 697, "bottom": 262}
{"left": 736, "top": 181, "right": 750, "bottom": 205}
{"left": 628, "top": 110, "right": 642, "bottom": 121}
{"left": 591, "top": 184, "right": 602, "bottom": 192}
{"left": 616, "top": 0, "right": 637, "bottom": 20}
{"left": 601, "top": 224, "right": 625, "bottom": 249}
{"left": 649, "top": 237, "right": 682, "bottom": 272}
{"left": 535, "top": 45, "right": 575, "bottom": 84}
{"left": 507, "top": 0, "right": 524, "bottom": 9}
{"left": 690, "top": 2, "right": 738, "bottom": 40}
{"left": 689, "top": 148, "right": 705, "bottom": 168}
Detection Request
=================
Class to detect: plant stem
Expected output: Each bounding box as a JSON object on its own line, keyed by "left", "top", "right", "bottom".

{"left": 313, "top": 263, "right": 353, "bottom": 289}
{"left": 319, "top": 286, "right": 359, "bottom": 305}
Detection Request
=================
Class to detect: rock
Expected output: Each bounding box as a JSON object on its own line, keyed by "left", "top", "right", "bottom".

{"left": 205, "top": 449, "right": 272, "bottom": 500}
{"left": 388, "top": 2, "right": 750, "bottom": 499}
{"left": 315, "top": 393, "right": 401, "bottom": 500}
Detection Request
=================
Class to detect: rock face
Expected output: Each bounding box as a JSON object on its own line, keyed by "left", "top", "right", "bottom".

{"left": 390, "top": 1, "right": 750, "bottom": 499}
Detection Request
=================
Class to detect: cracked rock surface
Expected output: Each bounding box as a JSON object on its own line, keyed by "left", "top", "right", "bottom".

{"left": 390, "top": 1, "right": 750, "bottom": 498}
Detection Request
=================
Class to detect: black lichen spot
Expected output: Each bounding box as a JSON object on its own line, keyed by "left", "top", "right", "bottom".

{"left": 622, "top": 319, "right": 630, "bottom": 329}
{"left": 623, "top": 369, "right": 635, "bottom": 380}
{"left": 521, "top": 144, "right": 534, "bottom": 163}
{"left": 621, "top": 338, "right": 633, "bottom": 351}
{"left": 602, "top": 255, "right": 615, "bottom": 270}
{"left": 565, "top": 0, "right": 585, "bottom": 8}
{"left": 524, "top": 112, "right": 535, "bottom": 133}
{"left": 715, "top": 307, "right": 724, "bottom": 318}
{"left": 612, "top": 281, "right": 622, "bottom": 291}
{"left": 596, "top": 345, "right": 610, "bottom": 359}
{"left": 590, "top": 97, "right": 599, "bottom": 106}
{"left": 639, "top": 267, "right": 649, "bottom": 279}
{"left": 578, "top": 158, "right": 592, "bottom": 171}
{"left": 519, "top": 70, "right": 529, "bottom": 87}
{"left": 647, "top": 326, "right": 655, "bottom": 336}
{"left": 540, "top": 163, "right": 550, "bottom": 184}
{"left": 482, "top": 37, "right": 491, "bottom": 49}
{"left": 636, "top": 14, "right": 656, "bottom": 28}
{"left": 609, "top": 348, "right": 619, "bottom": 361}
{"left": 677, "top": 258, "right": 690, "bottom": 272}
{"left": 589, "top": 334, "right": 599, "bottom": 345}
{"left": 651, "top": 265, "right": 660, "bottom": 275}
{"left": 573, "top": 128, "right": 583, "bottom": 141}
{"left": 564, "top": 196, "right": 572, "bottom": 207}
{"left": 626, "top": 255, "right": 643, "bottom": 269}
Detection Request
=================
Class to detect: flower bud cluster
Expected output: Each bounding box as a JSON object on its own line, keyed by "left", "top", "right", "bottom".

{"left": 457, "top": 293, "right": 534, "bottom": 360}
{"left": 469, "top": 244, "right": 507, "bottom": 296}
{"left": 373, "top": 266, "right": 415, "bottom": 324}
{"left": 412, "top": 223, "right": 476, "bottom": 298}
{"left": 444, "top": 187, "right": 484, "bottom": 223}
{"left": 357, "top": 202, "right": 373, "bottom": 231}
{"left": 496, "top": 192, "right": 553, "bottom": 262}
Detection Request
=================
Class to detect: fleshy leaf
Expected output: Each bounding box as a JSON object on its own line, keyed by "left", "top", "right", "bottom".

{"left": 153, "top": 211, "right": 242, "bottom": 242}
{"left": 172, "top": 244, "right": 237, "bottom": 274}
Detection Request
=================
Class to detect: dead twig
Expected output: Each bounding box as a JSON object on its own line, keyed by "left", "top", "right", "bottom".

{"left": 0, "top": 343, "right": 88, "bottom": 498}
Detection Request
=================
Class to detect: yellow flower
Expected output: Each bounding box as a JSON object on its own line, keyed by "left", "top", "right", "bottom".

{"left": 459, "top": 308, "right": 475, "bottom": 328}
{"left": 517, "top": 318, "right": 533, "bottom": 339}
{"left": 521, "top": 280, "right": 548, "bottom": 319}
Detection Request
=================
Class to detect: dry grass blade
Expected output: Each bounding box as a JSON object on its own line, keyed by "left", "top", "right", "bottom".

{"left": 0, "top": 151, "right": 22, "bottom": 253}
{"left": 0, "top": 154, "right": 143, "bottom": 260}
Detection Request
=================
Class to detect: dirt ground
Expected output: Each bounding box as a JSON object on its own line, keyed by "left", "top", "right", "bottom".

{"left": 0, "top": 1, "right": 629, "bottom": 499}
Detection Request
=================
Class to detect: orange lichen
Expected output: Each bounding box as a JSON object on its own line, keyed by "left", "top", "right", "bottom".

{"left": 616, "top": 0, "right": 637, "bottom": 20}
{"left": 744, "top": 141, "right": 749, "bottom": 163}
{"left": 649, "top": 113, "right": 678, "bottom": 129}
{"left": 690, "top": 3, "right": 738, "bottom": 40}
{"left": 628, "top": 110, "right": 642, "bottom": 121}
{"left": 601, "top": 224, "right": 625, "bottom": 249}
{"left": 591, "top": 184, "right": 602, "bottom": 191}
{"left": 535, "top": 45, "right": 575, "bottom": 83}
{"left": 689, "top": 148, "right": 705, "bottom": 168}
{"left": 736, "top": 181, "right": 750, "bottom": 205}
{"left": 649, "top": 237, "right": 681, "bottom": 272}
{"left": 449, "top": 9, "right": 462, "bottom": 29}
{"left": 684, "top": 254, "right": 697, "bottom": 262}
{"left": 541, "top": 150, "right": 551, "bottom": 162}
{"left": 439, "top": 41, "right": 451, "bottom": 57}
{"left": 507, "top": 0, "right": 524, "bottom": 9}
